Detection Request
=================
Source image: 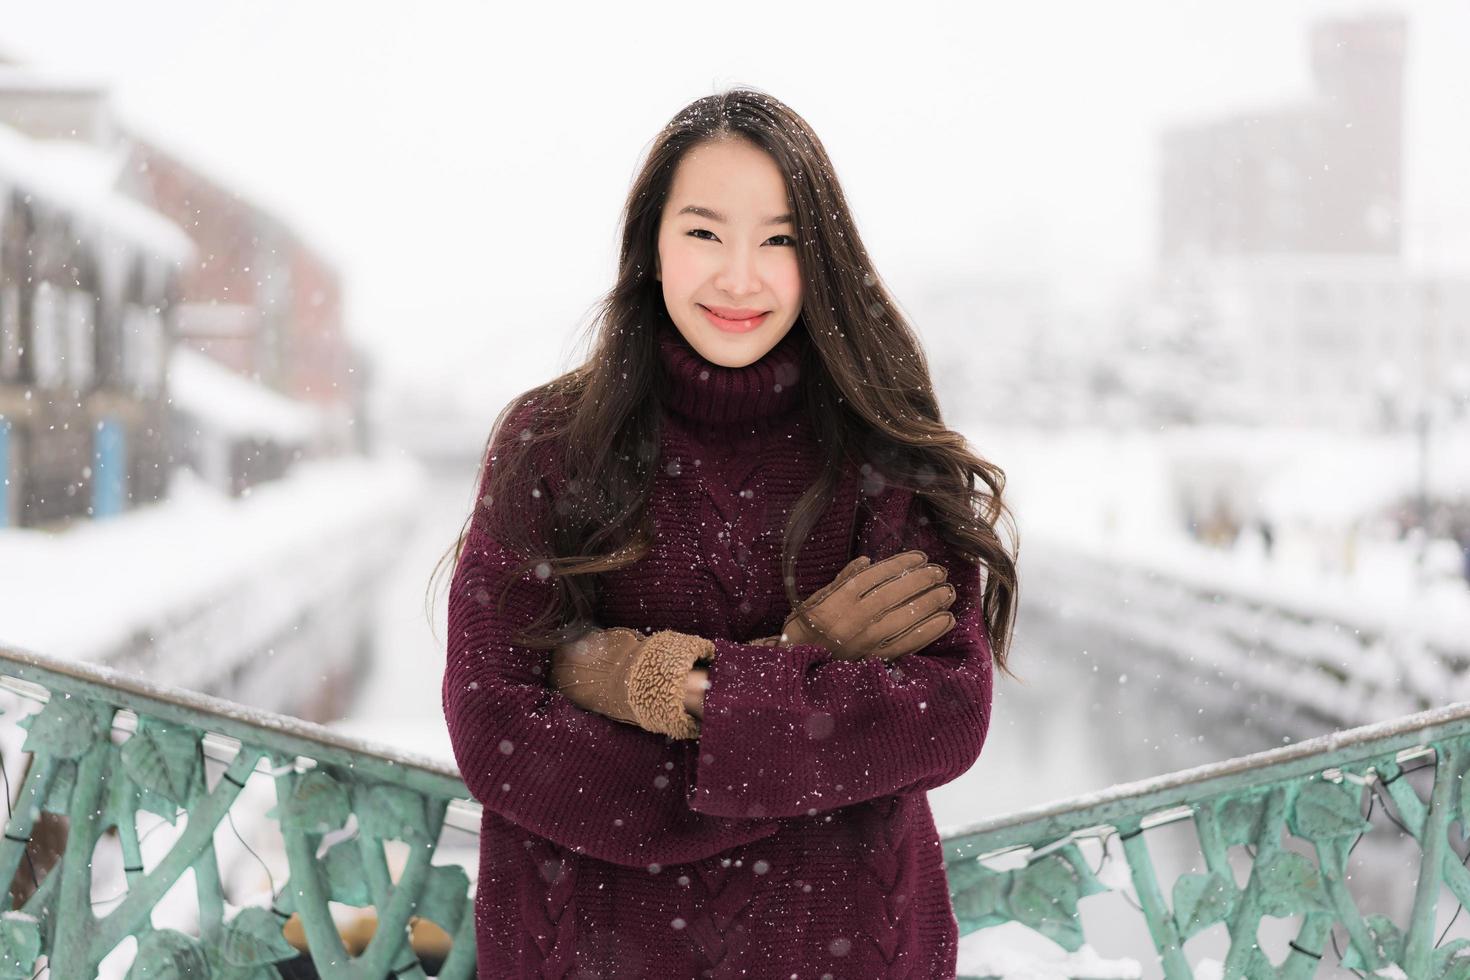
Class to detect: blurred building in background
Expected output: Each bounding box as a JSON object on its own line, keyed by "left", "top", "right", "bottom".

{"left": 0, "top": 63, "right": 189, "bottom": 528}
{"left": 923, "top": 10, "right": 1470, "bottom": 436}
{"left": 0, "top": 56, "right": 371, "bottom": 527}
{"left": 1145, "top": 10, "right": 1470, "bottom": 431}
{"left": 122, "top": 136, "right": 373, "bottom": 467}
{"left": 1160, "top": 15, "right": 1405, "bottom": 260}
{"left": 0, "top": 54, "right": 411, "bottom": 725}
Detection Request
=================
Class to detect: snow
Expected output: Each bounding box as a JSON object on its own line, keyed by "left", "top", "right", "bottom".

{"left": 0, "top": 119, "right": 193, "bottom": 262}
{"left": 168, "top": 346, "right": 326, "bottom": 443}
{"left": 957, "top": 936, "right": 1142, "bottom": 979}
{"left": 327, "top": 715, "right": 453, "bottom": 766}
{"left": 0, "top": 65, "right": 112, "bottom": 92}
{"left": 0, "top": 450, "right": 425, "bottom": 663}
{"left": 969, "top": 419, "right": 1470, "bottom": 656}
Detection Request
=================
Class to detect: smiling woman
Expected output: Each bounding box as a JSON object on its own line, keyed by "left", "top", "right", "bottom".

{"left": 434, "top": 86, "right": 1018, "bottom": 979}
{"left": 654, "top": 140, "right": 803, "bottom": 365}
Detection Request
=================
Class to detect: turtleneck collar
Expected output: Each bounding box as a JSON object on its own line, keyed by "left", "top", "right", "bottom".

{"left": 656, "top": 320, "right": 808, "bottom": 426}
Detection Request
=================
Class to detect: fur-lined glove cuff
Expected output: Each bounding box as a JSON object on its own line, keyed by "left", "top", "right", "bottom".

{"left": 627, "top": 630, "right": 714, "bottom": 740}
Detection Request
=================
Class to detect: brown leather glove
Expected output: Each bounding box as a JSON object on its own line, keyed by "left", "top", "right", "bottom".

{"left": 549, "top": 627, "right": 712, "bottom": 740}
{"left": 747, "top": 550, "right": 956, "bottom": 660}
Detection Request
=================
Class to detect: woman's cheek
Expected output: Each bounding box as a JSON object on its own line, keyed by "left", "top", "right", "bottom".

{"left": 768, "top": 255, "right": 803, "bottom": 305}
{"left": 659, "top": 245, "right": 707, "bottom": 291}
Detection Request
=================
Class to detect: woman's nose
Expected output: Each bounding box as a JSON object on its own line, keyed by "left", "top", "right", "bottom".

{"left": 715, "top": 250, "right": 761, "bottom": 296}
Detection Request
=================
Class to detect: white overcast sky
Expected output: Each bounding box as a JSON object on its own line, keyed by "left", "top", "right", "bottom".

{"left": 1, "top": 0, "right": 1467, "bottom": 409}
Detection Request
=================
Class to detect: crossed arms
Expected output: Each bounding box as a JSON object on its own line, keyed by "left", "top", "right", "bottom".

{"left": 442, "top": 482, "right": 994, "bottom": 866}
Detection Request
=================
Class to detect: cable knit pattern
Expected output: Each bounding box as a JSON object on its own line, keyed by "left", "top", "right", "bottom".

{"left": 443, "top": 321, "right": 993, "bottom": 978}
{"left": 521, "top": 835, "right": 580, "bottom": 977}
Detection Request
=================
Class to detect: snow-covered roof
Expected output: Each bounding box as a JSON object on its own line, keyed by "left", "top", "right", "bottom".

{"left": 168, "top": 346, "right": 324, "bottom": 444}
{"left": 0, "top": 120, "right": 194, "bottom": 262}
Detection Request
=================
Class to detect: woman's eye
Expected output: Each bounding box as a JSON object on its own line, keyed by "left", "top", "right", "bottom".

{"left": 686, "top": 228, "right": 796, "bottom": 246}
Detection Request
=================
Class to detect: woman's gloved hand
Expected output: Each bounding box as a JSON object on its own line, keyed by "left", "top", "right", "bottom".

{"left": 748, "top": 550, "right": 957, "bottom": 660}
{"left": 549, "top": 627, "right": 712, "bottom": 740}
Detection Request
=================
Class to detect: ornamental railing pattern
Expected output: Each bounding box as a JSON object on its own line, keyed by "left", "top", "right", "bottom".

{"left": 0, "top": 644, "right": 477, "bottom": 978}
{"left": 4, "top": 642, "right": 1470, "bottom": 978}
{"left": 944, "top": 700, "right": 1470, "bottom": 979}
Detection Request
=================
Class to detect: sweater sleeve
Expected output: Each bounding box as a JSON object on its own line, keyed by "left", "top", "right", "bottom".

{"left": 442, "top": 406, "right": 783, "bottom": 867}
{"left": 684, "top": 485, "right": 994, "bottom": 820}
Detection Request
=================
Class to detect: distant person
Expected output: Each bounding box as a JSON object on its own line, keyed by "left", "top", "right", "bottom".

{"left": 432, "top": 89, "right": 1019, "bottom": 978}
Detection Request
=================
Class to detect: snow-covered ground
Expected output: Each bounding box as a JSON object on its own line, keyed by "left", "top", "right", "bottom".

{"left": 973, "top": 419, "right": 1470, "bottom": 606}
{"left": 0, "top": 450, "right": 425, "bottom": 676}
{"left": 973, "top": 421, "right": 1470, "bottom": 735}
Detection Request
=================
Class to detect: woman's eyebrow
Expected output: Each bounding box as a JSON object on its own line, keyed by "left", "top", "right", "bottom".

{"left": 676, "top": 204, "right": 795, "bottom": 225}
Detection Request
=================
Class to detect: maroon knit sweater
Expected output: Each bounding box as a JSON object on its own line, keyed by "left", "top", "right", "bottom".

{"left": 443, "top": 321, "right": 993, "bottom": 979}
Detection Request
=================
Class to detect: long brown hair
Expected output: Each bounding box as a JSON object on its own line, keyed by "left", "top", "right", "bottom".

{"left": 428, "top": 87, "right": 1020, "bottom": 677}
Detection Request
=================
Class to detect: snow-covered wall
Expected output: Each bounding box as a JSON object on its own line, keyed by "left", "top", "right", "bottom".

{"left": 0, "top": 451, "right": 426, "bottom": 715}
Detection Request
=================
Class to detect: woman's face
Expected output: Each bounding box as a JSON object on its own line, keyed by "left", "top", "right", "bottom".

{"left": 655, "top": 138, "right": 802, "bottom": 368}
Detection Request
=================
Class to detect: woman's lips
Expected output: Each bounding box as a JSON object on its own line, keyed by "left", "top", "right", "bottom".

{"left": 699, "top": 305, "right": 770, "bottom": 333}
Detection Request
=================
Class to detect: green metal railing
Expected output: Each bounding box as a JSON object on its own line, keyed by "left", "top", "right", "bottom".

{"left": 0, "top": 644, "right": 476, "bottom": 978}
{"left": 944, "top": 700, "right": 1470, "bottom": 978}
{"left": 5, "top": 643, "right": 1470, "bottom": 978}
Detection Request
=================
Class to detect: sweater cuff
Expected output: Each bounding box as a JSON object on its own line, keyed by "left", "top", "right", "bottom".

{"left": 627, "top": 630, "right": 714, "bottom": 740}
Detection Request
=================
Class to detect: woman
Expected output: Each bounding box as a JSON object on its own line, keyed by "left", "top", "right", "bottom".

{"left": 436, "top": 87, "right": 1018, "bottom": 978}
